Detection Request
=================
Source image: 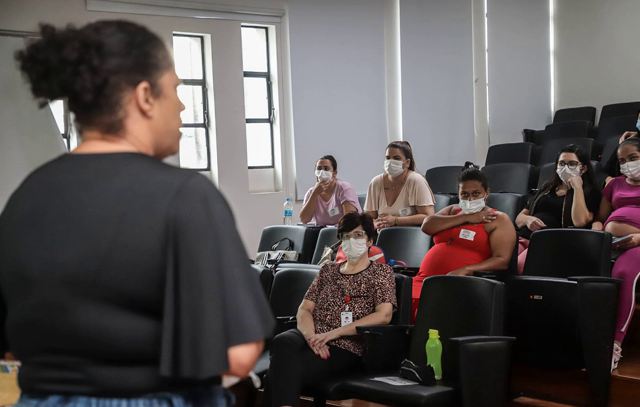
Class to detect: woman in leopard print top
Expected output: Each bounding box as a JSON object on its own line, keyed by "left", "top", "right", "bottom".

{"left": 265, "top": 213, "right": 396, "bottom": 406}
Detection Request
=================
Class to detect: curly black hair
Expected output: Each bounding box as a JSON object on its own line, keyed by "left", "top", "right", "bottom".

{"left": 15, "top": 20, "right": 172, "bottom": 134}
{"left": 458, "top": 161, "right": 488, "bottom": 190}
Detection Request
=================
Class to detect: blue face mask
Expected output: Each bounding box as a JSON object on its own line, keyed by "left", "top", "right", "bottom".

{"left": 636, "top": 118, "right": 640, "bottom": 132}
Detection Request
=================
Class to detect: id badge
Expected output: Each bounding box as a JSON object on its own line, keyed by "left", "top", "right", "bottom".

{"left": 459, "top": 229, "right": 476, "bottom": 241}
{"left": 328, "top": 207, "right": 340, "bottom": 217}
{"left": 341, "top": 311, "right": 353, "bottom": 326}
{"left": 399, "top": 207, "right": 411, "bottom": 216}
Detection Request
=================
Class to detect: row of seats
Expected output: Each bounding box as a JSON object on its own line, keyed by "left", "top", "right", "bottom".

{"left": 254, "top": 228, "right": 618, "bottom": 406}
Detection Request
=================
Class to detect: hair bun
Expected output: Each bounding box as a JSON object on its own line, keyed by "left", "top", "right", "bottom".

{"left": 16, "top": 23, "right": 108, "bottom": 106}
{"left": 463, "top": 161, "right": 479, "bottom": 170}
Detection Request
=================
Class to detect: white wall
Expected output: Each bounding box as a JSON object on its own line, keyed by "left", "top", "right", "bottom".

{"left": 555, "top": 0, "right": 640, "bottom": 115}
{"left": 399, "top": 0, "right": 476, "bottom": 171}
{"left": 288, "top": 0, "right": 389, "bottom": 197}
{"left": 487, "top": 0, "right": 551, "bottom": 144}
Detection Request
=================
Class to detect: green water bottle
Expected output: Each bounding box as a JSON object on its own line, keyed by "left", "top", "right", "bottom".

{"left": 425, "top": 328, "right": 442, "bottom": 380}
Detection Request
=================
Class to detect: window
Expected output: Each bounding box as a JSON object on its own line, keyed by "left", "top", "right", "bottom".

{"left": 172, "top": 34, "right": 211, "bottom": 171}
{"left": 242, "top": 26, "right": 275, "bottom": 169}
{"left": 48, "top": 99, "right": 78, "bottom": 151}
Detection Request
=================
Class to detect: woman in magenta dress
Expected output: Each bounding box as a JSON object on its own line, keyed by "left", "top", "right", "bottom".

{"left": 411, "top": 162, "right": 516, "bottom": 319}
{"left": 593, "top": 138, "right": 640, "bottom": 370}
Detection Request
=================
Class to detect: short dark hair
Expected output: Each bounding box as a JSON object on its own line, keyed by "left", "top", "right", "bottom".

{"left": 458, "top": 161, "right": 488, "bottom": 190}
{"left": 386, "top": 141, "right": 416, "bottom": 171}
{"left": 16, "top": 20, "right": 172, "bottom": 134}
{"left": 317, "top": 155, "right": 338, "bottom": 172}
{"left": 620, "top": 137, "right": 640, "bottom": 152}
{"left": 337, "top": 212, "right": 377, "bottom": 242}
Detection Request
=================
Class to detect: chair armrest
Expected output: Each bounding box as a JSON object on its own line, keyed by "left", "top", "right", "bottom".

{"left": 448, "top": 336, "right": 515, "bottom": 407}
{"left": 568, "top": 276, "right": 620, "bottom": 285}
{"left": 357, "top": 325, "right": 413, "bottom": 374}
{"left": 393, "top": 266, "right": 419, "bottom": 276}
{"left": 472, "top": 270, "right": 509, "bottom": 282}
{"left": 274, "top": 316, "right": 297, "bottom": 335}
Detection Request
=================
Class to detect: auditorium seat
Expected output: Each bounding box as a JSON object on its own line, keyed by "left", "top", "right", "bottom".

{"left": 523, "top": 229, "right": 612, "bottom": 278}
{"left": 487, "top": 193, "right": 526, "bottom": 222}
{"left": 542, "top": 120, "right": 591, "bottom": 143}
{"left": 310, "top": 227, "right": 339, "bottom": 264}
{"left": 329, "top": 276, "right": 513, "bottom": 407}
{"left": 537, "top": 137, "right": 593, "bottom": 166}
{"left": 507, "top": 276, "right": 619, "bottom": 406}
{"left": 599, "top": 101, "right": 640, "bottom": 124}
{"left": 593, "top": 115, "right": 638, "bottom": 157}
{"left": 482, "top": 163, "right": 535, "bottom": 195}
{"left": 257, "top": 225, "right": 321, "bottom": 264}
{"left": 552, "top": 106, "right": 596, "bottom": 126}
{"left": 425, "top": 166, "right": 464, "bottom": 195}
{"left": 536, "top": 162, "right": 556, "bottom": 189}
{"left": 485, "top": 142, "right": 534, "bottom": 165}
{"left": 434, "top": 193, "right": 458, "bottom": 212}
{"left": 376, "top": 226, "right": 431, "bottom": 270}
{"left": 357, "top": 193, "right": 366, "bottom": 209}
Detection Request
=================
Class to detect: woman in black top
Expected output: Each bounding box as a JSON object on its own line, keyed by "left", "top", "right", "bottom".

{"left": 0, "top": 20, "right": 273, "bottom": 406}
{"left": 515, "top": 144, "right": 601, "bottom": 273}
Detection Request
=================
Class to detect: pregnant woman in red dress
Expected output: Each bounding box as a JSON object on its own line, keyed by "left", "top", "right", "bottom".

{"left": 411, "top": 162, "right": 516, "bottom": 319}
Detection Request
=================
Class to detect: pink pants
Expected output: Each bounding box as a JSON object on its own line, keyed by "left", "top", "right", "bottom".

{"left": 613, "top": 246, "right": 640, "bottom": 343}
{"left": 516, "top": 237, "right": 529, "bottom": 274}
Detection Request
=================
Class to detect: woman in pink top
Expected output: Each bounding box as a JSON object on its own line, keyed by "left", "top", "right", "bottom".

{"left": 300, "top": 155, "right": 362, "bottom": 226}
{"left": 593, "top": 138, "right": 640, "bottom": 370}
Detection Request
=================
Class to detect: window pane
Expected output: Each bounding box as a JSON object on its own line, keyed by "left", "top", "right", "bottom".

{"left": 48, "top": 100, "right": 65, "bottom": 134}
{"left": 178, "top": 85, "right": 204, "bottom": 124}
{"left": 173, "top": 35, "right": 203, "bottom": 79}
{"left": 246, "top": 123, "right": 272, "bottom": 167}
{"left": 180, "top": 127, "right": 208, "bottom": 169}
{"left": 243, "top": 77, "right": 269, "bottom": 119}
{"left": 241, "top": 27, "right": 268, "bottom": 72}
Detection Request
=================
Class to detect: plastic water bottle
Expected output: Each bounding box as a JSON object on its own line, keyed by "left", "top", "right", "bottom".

{"left": 283, "top": 197, "right": 294, "bottom": 225}
{"left": 425, "top": 328, "right": 443, "bottom": 380}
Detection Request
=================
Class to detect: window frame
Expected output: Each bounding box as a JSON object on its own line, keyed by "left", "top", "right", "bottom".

{"left": 173, "top": 33, "right": 212, "bottom": 172}
{"left": 242, "top": 25, "right": 276, "bottom": 169}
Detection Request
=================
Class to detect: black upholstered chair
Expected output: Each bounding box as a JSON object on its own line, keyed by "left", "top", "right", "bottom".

{"left": 310, "top": 227, "right": 339, "bottom": 264}
{"left": 357, "top": 193, "right": 367, "bottom": 210}
{"left": 257, "top": 225, "right": 321, "bottom": 264}
{"left": 434, "top": 193, "right": 459, "bottom": 212}
{"left": 487, "top": 193, "right": 526, "bottom": 222}
{"left": 599, "top": 101, "right": 640, "bottom": 124}
{"left": 425, "top": 166, "right": 464, "bottom": 195}
{"left": 326, "top": 276, "right": 513, "bottom": 407}
{"left": 553, "top": 106, "right": 596, "bottom": 126}
{"left": 537, "top": 137, "right": 593, "bottom": 166}
{"left": 593, "top": 115, "right": 638, "bottom": 157}
{"left": 536, "top": 162, "right": 556, "bottom": 189}
{"left": 485, "top": 142, "right": 534, "bottom": 165}
{"left": 376, "top": 226, "right": 431, "bottom": 270}
{"left": 481, "top": 163, "right": 535, "bottom": 195}
{"left": 506, "top": 276, "right": 619, "bottom": 406}
{"left": 523, "top": 229, "right": 612, "bottom": 278}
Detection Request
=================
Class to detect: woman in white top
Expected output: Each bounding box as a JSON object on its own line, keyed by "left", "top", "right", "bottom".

{"left": 364, "top": 141, "right": 435, "bottom": 229}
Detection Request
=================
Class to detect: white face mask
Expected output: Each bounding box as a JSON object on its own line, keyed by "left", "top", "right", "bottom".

{"left": 341, "top": 238, "right": 368, "bottom": 261}
{"left": 384, "top": 159, "right": 405, "bottom": 177}
{"left": 556, "top": 165, "right": 581, "bottom": 185}
{"left": 315, "top": 169, "right": 333, "bottom": 182}
{"left": 459, "top": 197, "right": 486, "bottom": 214}
{"left": 620, "top": 160, "right": 640, "bottom": 181}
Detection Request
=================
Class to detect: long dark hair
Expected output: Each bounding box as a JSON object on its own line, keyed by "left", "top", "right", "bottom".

{"left": 15, "top": 20, "right": 172, "bottom": 134}
{"left": 386, "top": 141, "right": 416, "bottom": 171}
{"left": 530, "top": 144, "right": 595, "bottom": 213}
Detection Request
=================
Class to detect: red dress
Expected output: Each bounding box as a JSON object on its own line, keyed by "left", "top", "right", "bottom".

{"left": 411, "top": 222, "right": 492, "bottom": 320}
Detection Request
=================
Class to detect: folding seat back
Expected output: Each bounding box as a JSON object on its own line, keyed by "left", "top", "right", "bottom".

{"left": 257, "top": 225, "right": 321, "bottom": 263}
{"left": 392, "top": 273, "right": 413, "bottom": 325}
{"left": 538, "top": 138, "right": 593, "bottom": 166}
{"left": 434, "top": 193, "right": 458, "bottom": 212}
{"left": 553, "top": 106, "right": 596, "bottom": 125}
{"left": 357, "top": 193, "right": 366, "bottom": 210}
{"left": 425, "top": 166, "right": 464, "bottom": 195}
{"left": 594, "top": 115, "right": 638, "bottom": 148}
{"left": 376, "top": 226, "right": 431, "bottom": 269}
{"left": 599, "top": 101, "right": 640, "bottom": 123}
{"left": 542, "top": 120, "right": 591, "bottom": 143}
{"left": 269, "top": 267, "right": 319, "bottom": 335}
{"left": 485, "top": 142, "right": 534, "bottom": 165}
{"left": 482, "top": 163, "right": 535, "bottom": 194}
{"left": 536, "top": 162, "right": 556, "bottom": 189}
{"left": 311, "top": 227, "right": 339, "bottom": 264}
{"left": 410, "top": 276, "right": 505, "bottom": 375}
{"left": 523, "top": 229, "right": 612, "bottom": 278}
{"left": 487, "top": 193, "right": 525, "bottom": 222}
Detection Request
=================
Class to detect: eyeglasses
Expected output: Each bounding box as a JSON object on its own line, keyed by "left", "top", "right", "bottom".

{"left": 339, "top": 230, "right": 367, "bottom": 241}
{"left": 557, "top": 161, "right": 581, "bottom": 170}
